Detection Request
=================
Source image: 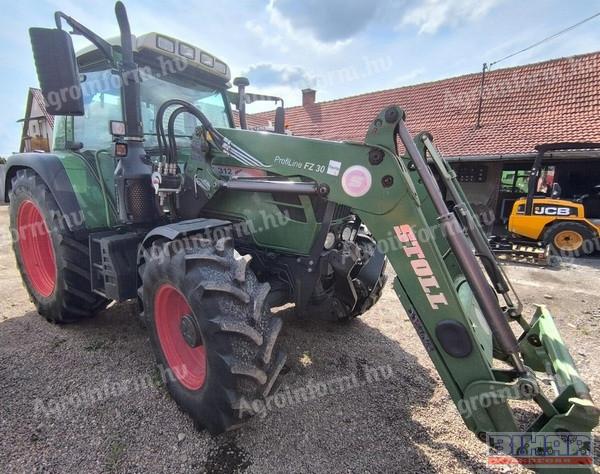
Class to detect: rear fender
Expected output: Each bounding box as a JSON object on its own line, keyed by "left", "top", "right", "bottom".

{"left": 4, "top": 153, "right": 86, "bottom": 233}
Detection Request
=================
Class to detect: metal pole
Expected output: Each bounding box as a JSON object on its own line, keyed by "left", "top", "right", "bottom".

{"left": 475, "top": 63, "right": 487, "bottom": 129}
{"left": 223, "top": 179, "right": 318, "bottom": 194}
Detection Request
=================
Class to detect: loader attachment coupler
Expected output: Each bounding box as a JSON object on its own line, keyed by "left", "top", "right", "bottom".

{"left": 359, "top": 107, "right": 598, "bottom": 470}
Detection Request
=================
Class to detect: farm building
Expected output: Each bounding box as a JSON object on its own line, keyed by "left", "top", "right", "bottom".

{"left": 18, "top": 88, "right": 54, "bottom": 153}
{"left": 249, "top": 51, "right": 600, "bottom": 233}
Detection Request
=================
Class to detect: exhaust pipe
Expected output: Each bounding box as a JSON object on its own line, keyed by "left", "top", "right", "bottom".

{"left": 115, "top": 1, "right": 142, "bottom": 139}
{"left": 113, "top": 1, "right": 155, "bottom": 224}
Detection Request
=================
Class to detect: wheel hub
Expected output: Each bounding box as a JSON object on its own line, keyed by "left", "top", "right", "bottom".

{"left": 554, "top": 230, "right": 583, "bottom": 251}
{"left": 17, "top": 200, "right": 57, "bottom": 297}
{"left": 180, "top": 314, "right": 201, "bottom": 348}
{"left": 154, "top": 284, "right": 207, "bottom": 390}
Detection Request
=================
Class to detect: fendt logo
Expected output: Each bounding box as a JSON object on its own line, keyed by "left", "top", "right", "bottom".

{"left": 533, "top": 206, "right": 577, "bottom": 216}
{"left": 393, "top": 225, "right": 449, "bottom": 310}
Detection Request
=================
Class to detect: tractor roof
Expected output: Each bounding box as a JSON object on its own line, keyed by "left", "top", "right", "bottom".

{"left": 76, "top": 32, "right": 230, "bottom": 82}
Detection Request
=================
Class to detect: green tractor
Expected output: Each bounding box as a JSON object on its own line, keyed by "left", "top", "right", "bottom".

{"left": 5, "top": 2, "right": 598, "bottom": 467}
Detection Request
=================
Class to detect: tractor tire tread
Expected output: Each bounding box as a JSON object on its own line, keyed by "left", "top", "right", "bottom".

{"left": 8, "top": 169, "right": 108, "bottom": 323}
{"left": 141, "top": 236, "right": 285, "bottom": 435}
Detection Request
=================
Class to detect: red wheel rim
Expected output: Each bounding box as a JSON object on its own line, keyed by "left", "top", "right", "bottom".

{"left": 17, "top": 200, "right": 57, "bottom": 297}
{"left": 155, "top": 284, "right": 207, "bottom": 390}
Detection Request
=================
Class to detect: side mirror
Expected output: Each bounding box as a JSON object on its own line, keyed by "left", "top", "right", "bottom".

{"left": 29, "top": 28, "right": 84, "bottom": 115}
{"left": 551, "top": 182, "right": 562, "bottom": 199}
{"left": 274, "top": 106, "right": 285, "bottom": 134}
{"left": 233, "top": 77, "right": 250, "bottom": 88}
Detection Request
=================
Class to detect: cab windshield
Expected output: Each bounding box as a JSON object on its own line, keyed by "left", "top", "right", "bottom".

{"left": 140, "top": 72, "right": 231, "bottom": 148}
{"left": 69, "top": 69, "right": 231, "bottom": 151}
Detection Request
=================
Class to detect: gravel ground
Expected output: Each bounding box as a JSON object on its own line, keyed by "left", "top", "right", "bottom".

{"left": 0, "top": 202, "right": 599, "bottom": 473}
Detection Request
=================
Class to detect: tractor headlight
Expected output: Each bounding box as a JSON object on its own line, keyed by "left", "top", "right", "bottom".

{"left": 179, "top": 42, "right": 195, "bottom": 60}
{"left": 156, "top": 35, "right": 175, "bottom": 53}
{"left": 201, "top": 53, "right": 214, "bottom": 67}
{"left": 341, "top": 227, "right": 353, "bottom": 241}
{"left": 215, "top": 60, "right": 227, "bottom": 75}
{"left": 324, "top": 232, "right": 336, "bottom": 250}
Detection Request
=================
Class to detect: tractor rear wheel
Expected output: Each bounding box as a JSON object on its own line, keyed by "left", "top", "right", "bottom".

{"left": 140, "top": 237, "right": 286, "bottom": 434}
{"left": 543, "top": 221, "right": 596, "bottom": 257}
{"left": 9, "top": 169, "right": 108, "bottom": 323}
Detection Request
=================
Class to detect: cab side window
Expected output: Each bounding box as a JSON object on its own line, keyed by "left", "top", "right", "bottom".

{"left": 73, "top": 70, "right": 123, "bottom": 151}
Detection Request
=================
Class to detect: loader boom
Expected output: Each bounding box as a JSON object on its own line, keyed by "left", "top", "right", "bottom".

{"left": 209, "top": 105, "right": 598, "bottom": 469}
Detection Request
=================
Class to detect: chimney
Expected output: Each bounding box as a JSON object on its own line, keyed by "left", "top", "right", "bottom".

{"left": 302, "top": 88, "right": 316, "bottom": 106}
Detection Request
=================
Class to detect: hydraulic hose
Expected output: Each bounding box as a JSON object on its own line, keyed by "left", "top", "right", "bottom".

{"left": 155, "top": 99, "right": 266, "bottom": 169}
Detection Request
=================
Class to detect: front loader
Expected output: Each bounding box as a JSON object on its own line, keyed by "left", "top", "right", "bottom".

{"left": 5, "top": 2, "right": 597, "bottom": 470}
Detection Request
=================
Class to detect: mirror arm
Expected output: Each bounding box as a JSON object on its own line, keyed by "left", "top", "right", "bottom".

{"left": 233, "top": 78, "right": 249, "bottom": 130}
{"left": 54, "top": 11, "right": 115, "bottom": 64}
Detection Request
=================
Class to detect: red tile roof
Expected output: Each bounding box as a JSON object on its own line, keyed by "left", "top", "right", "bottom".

{"left": 250, "top": 51, "right": 600, "bottom": 158}
{"left": 231, "top": 109, "right": 272, "bottom": 130}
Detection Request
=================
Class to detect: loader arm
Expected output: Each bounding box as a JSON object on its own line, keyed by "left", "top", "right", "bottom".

{"left": 208, "top": 106, "right": 598, "bottom": 470}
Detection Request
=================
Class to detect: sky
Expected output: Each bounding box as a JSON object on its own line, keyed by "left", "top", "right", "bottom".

{"left": 1, "top": 0, "right": 599, "bottom": 156}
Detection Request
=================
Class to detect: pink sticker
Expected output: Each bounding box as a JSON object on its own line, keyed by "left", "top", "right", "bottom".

{"left": 341, "top": 165, "right": 372, "bottom": 197}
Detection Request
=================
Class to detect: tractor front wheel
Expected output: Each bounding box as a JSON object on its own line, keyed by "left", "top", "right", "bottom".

{"left": 9, "top": 169, "right": 108, "bottom": 323}
{"left": 140, "top": 237, "right": 286, "bottom": 434}
{"left": 543, "top": 221, "right": 596, "bottom": 257}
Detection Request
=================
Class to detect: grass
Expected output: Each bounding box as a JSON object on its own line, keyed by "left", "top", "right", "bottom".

{"left": 84, "top": 338, "right": 111, "bottom": 352}
{"left": 151, "top": 366, "right": 166, "bottom": 389}
{"left": 105, "top": 438, "right": 126, "bottom": 473}
{"left": 51, "top": 337, "right": 67, "bottom": 349}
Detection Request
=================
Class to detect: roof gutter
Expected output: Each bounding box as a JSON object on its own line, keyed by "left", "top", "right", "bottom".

{"left": 445, "top": 153, "right": 535, "bottom": 163}
{"left": 445, "top": 150, "right": 600, "bottom": 163}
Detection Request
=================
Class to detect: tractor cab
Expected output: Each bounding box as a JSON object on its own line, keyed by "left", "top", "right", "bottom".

{"left": 69, "top": 33, "right": 285, "bottom": 158}
{"left": 508, "top": 142, "right": 600, "bottom": 255}
{"left": 56, "top": 32, "right": 284, "bottom": 159}
{"left": 56, "top": 33, "right": 233, "bottom": 155}
{"left": 50, "top": 31, "right": 288, "bottom": 226}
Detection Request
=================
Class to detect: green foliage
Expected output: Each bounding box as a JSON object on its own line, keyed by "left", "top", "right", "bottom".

{"left": 0, "top": 157, "right": 6, "bottom": 165}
